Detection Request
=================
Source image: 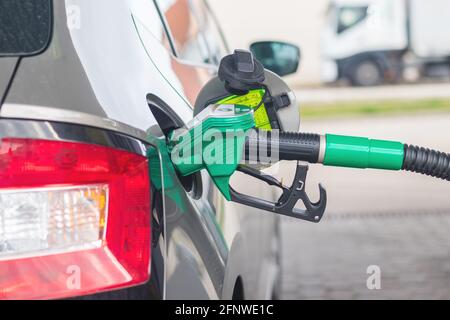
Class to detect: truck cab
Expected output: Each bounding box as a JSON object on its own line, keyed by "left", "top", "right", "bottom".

{"left": 321, "top": 0, "right": 450, "bottom": 86}
{"left": 321, "top": 0, "right": 407, "bottom": 86}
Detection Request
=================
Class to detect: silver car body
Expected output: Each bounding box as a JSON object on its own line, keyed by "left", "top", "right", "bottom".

{"left": 0, "top": 0, "right": 280, "bottom": 299}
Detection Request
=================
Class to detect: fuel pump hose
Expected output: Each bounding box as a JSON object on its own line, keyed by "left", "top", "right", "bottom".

{"left": 245, "top": 129, "right": 450, "bottom": 181}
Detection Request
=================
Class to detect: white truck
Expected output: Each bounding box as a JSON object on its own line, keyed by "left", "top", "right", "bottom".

{"left": 321, "top": 0, "right": 450, "bottom": 86}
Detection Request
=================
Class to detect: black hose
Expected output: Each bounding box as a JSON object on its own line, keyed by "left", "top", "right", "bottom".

{"left": 244, "top": 129, "right": 321, "bottom": 163}
{"left": 245, "top": 130, "right": 450, "bottom": 182}
{"left": 402, "top": 144, "right": 450, "bottom": 181}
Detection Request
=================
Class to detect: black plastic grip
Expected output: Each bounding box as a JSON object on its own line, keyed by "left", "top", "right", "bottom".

{"left": 244, "top": 129, "right": 321, "bottom": 164}
{"left": 277, "top": 131, "right": 321, "bottom": 163}
{"left": 402, "top": 144, "right": 450, "bottom": 181}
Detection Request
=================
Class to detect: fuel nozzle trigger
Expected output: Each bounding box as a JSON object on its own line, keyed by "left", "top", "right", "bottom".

{"left": 229, "top": 162, "right": 327, "bottom": 223}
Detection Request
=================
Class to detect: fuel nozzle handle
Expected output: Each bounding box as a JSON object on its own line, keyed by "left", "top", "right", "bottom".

{"left": 244, "top": 129, "right": 322, "bottom": 164}
{"left": 246, "top": 129, "right": 450, "bottom": 181}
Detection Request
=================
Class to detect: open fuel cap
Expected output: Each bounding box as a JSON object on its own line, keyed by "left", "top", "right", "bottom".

{"left": 218, "top": 49, "right": 265, "bottom": 94}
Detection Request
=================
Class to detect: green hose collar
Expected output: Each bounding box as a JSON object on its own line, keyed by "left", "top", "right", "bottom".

{"left": 323, "top": 134, "right": 404, "bottom": 170}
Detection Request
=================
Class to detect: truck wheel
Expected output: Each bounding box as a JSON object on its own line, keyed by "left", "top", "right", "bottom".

{"left": 350, "top": 60, "right": 383, "bottom": 86}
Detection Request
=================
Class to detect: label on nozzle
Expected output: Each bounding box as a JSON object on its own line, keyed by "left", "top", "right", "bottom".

{"left": 170, "top": 104, "right": 253, "bottom": 142}
{"left": 217, "top": 89, "right": 272, "bottom": 130}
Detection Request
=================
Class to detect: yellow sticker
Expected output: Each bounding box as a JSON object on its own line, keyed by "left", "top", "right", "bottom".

{"left": 220, "top": 89, "right": 264, "bottom": 107}
{"left": 254, "top": 106, "right": 271, "bottom": 129}
{"left": 218, "top": 90, "right": 272, "bottom": 130}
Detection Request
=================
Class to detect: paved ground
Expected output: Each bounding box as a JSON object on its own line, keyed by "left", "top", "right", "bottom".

{"left": 295, "top": 82, "right": 450, "bottom": 104}
{"left": 278, "top": 113, "right": 450, "bottom": 299}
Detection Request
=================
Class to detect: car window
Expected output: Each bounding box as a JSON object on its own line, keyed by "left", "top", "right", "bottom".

{"left": 156, "top": 0, "right": 225, "bottom": 65}
{"left": 130, "top": 0, "right": 182, "bottom": 58}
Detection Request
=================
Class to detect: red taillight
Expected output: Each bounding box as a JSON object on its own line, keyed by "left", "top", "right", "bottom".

{"left": 0, "top": 138, "right": 151, "bottom": 299}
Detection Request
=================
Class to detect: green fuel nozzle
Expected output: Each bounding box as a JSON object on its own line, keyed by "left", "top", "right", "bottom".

{"left": 249, "top": 131, "right": 405, "bottom": 170}
{"left": 168, "top": 103, "right": 450, "bottom": 223}
{"left": 166, "top": 49, "right": 450, "bottom": 223}
{"left": 250, "top": 129, "right": 450, "bottom": 180}
{"left": 168, "top": 104, "right": 255, "bottom": 200}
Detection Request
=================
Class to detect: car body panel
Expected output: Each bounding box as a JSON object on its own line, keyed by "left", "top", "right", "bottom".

{"left": 0, "top": 57, "right": 18, "bottom": 103}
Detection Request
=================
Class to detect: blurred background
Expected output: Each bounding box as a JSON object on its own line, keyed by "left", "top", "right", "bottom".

{"left": 211, "top": 0, "right": 450, "bottom": 299}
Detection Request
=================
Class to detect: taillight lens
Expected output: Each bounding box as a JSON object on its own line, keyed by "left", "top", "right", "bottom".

{"left": 0, "top": 184, "right": 108, "bottom": 257}
{"left": 0, "top": 138, "right": 151, "bottom": 300}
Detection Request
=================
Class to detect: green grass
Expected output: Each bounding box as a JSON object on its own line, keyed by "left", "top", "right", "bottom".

{"left": 301, "top": 98, "right": 450, "bottom": 119}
